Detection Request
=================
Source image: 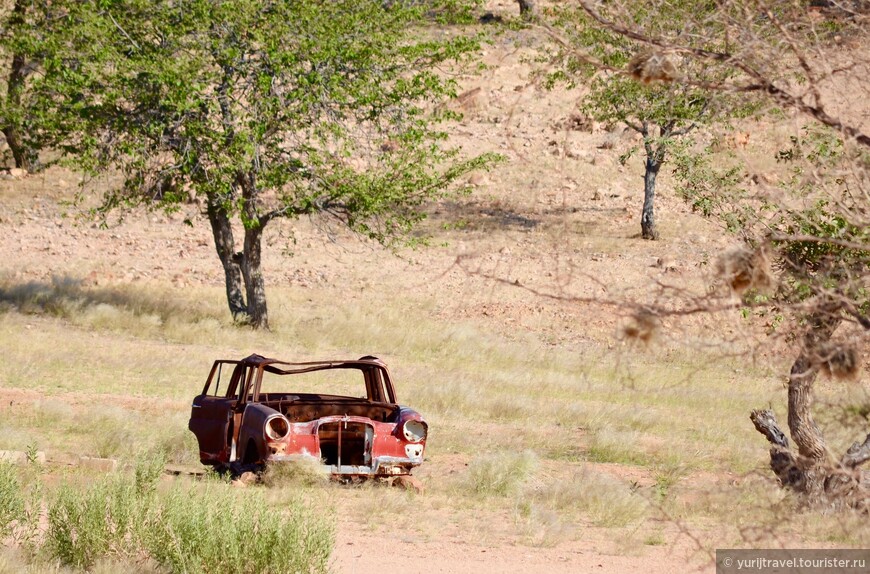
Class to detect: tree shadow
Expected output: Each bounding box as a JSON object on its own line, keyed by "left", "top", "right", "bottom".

{"left": 432, "top": 200, "right": 539, "bottom": 232}
{"left": 0, "top": 275, "right": 218, "bottom": 323}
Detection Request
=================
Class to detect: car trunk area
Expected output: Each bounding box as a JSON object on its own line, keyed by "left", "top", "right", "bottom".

{"left": 317, "top": 421, "right": 374, "bottom": 467}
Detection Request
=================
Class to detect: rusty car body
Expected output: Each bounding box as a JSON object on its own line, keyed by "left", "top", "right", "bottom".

{"left": 188, "top": 354, "right": 427, "bottom": 477}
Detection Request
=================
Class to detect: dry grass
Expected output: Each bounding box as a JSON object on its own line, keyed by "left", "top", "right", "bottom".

{"left": 530, "top": 466, "right": 648, "bottom": 528}
{"left": 260, "top": 458, "right": 330, "bottom": 488}
{"left": 463, "top": 450, "right": 538, "bottom": 497}
{"left": 0, "top": 269, "right": 856, "bottom": 555}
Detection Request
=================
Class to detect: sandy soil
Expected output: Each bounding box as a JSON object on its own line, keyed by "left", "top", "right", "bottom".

{"left": 331, "top": 530, "right": 706, "bottom": 574}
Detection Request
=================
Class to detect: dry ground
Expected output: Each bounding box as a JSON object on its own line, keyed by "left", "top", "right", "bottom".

{"left": 1, "top": 3, "right": 869, "bottom": 573}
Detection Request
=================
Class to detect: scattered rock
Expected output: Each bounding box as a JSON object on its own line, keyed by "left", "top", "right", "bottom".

{"left": 392, "top": 475, "right": 425, "bottom": 494}
{"left": 556, "top": 113, "right": 593, "bottom": 132}
{"left": 241, "top": 471, "right": 259, "bottom": 484}
{"left": 565, "top": 146, "right": 595, "bottom": 164}
{"left": 653, "top": 257, "right": 678, "bottom": 272}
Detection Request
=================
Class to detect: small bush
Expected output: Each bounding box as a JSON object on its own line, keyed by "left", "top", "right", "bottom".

{"left": 46, "top": 478, "right": 140, "bottom": 569}
{"left": 466, "top": 451, "right": 537, "bottom": 497}
{"left": 44, "top": 456, "right": 162, "bottom": 567}
{"left": 0, "top": 463, "right": 23, "bottom": 537}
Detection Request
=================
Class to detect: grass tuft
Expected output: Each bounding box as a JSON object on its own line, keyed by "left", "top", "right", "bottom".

{"left": 260, "top": 457, "right": 330, "bottom": 488}
{"left": 0, "top": 463, "right": 23, "bottom": 538}
{"left": 142, "top": 484, "right": 333, "bottom": 574}
{"left": 46, "top": 477, "right": 141, "bottom": 569}
{"left": 513, "top": 500, "right": 572, "bottom": 547}
{"left": 531, "top": 467, "right": 647, "bottom": 528}
{"left": 465, "top": 450, "right": 537, "bottom": 497}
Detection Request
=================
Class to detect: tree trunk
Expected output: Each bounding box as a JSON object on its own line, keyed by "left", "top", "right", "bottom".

{"left": 749, "top": 306, "right": 870, "bottom": 505}
{"left": 240, "top": 224, "right": 268, "bottom": 330}
{"left": 787, "top": 311, "right": 841, "bottom": 463}
{"left": 750, "top": 409, "right": 805, "bottom": 491}
{"left": 639, "top": 122, "right": 667, "bottom": 241}
{"left": 3, "top": 120, "right": 33, "bottom": 171}
{"left": 238, "top": 171, "right": 269, "bottom": 330}
{"left": 3, "top": 1, "right": 36, "bottom": 171}
{"left": 516, "top": 0, "right": 535, "bottom": 18}
{"left": 641, "top": 156, "right": 661, "bottom": 240}
{"left": 206, "top": 196, "right": 248, "bottom": 322}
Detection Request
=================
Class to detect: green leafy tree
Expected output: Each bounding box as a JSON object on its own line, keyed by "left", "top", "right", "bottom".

{"left": 36, "top": 0, "right": 495, "bottom": 328}
{"left": 542, "top": 1, "right": 750, "bottom": 240}
{"left": 0, "top": 0, "right": 71, "bottom": 171}
{"left": 0, "top": 0, "right": 33, "bottom": 169}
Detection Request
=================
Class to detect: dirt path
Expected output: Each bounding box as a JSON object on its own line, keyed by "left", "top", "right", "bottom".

{"left": 332, "top": 529, "right": 710, "bottom": 574}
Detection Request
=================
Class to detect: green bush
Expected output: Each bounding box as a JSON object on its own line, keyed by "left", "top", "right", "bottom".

{"left": 43, "top": 451, "right": 333, "bottom": 573}
{"left": 142, "top": 485, "right": 333, "bottom": 574}
{"left": 0, "top": 463, "right": 23, "bottom": 537}
{"left": 46, "top": 478, "right": 140, "bottom": 569}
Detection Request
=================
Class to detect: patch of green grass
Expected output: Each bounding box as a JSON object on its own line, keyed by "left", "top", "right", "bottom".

{"left": 652, "top": 464, "right": 687, "bottom": 502}
{"left": 142, "top": 484, "right": 333, "bottom": 574}
{"left": 46, "top": 476, "right": 141, "bottom": 569}
{"left": 585, "top": 428, "right": 653, "bottom": 466}
{"left": 643, "top": 530, "right": 667, "bottom": 546}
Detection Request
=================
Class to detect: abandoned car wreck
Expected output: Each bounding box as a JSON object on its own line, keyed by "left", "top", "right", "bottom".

{"left": 188, "top": 354, "right": 428, "bottom": 478}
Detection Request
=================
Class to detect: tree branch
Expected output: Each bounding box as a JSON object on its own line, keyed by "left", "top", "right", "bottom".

{"left": 841, "top": 434, "right": 870, "bottom": 469}
{"left": 751, "top": 409, "right": 808, "bottom": 490}
{"left": 575, "top": 0, "right": 870, "bottom": 149}
{"left": 107, "top": 11, "right": 140, "bottom": 52}
{"left": 751, "top": 409, "right": 791, "bottom": 449}
{"left": 623, "top": 119, "right": 644, "bottom": 133}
